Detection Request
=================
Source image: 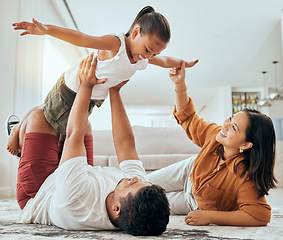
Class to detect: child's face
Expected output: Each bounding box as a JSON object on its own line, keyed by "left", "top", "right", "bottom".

{"left": 129, "top": 28, "right": 168, "bottom": 62}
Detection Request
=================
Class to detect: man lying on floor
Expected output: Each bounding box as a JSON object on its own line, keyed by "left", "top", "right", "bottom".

{"left": 15, "top": 54, "right": 170, "bottom": 236}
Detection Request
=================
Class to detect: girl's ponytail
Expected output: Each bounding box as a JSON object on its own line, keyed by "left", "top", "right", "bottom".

{"left": 126, "top": 6, "right": 170, "bottom": 43}
{"left": 126, "top": 6, "right": 155, "bottom": 37}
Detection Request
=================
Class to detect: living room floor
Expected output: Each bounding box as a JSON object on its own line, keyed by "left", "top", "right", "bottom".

{"left": 1, "top": 188, "right": 282, "bottom": 240}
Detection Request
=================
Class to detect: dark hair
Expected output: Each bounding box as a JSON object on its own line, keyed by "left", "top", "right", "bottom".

{"left": 115, "top": 184, "right": 170, "bottom": 236}
{"left": 125, "top": 6, "right": 171, "bottom": 43}
{"left": 217, "top": 108, "right": 277, "bottom": 199}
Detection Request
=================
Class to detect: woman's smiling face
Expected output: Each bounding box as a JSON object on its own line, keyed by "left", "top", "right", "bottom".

{"left": 216, "top": 111, "right": 250, "bottom": 151}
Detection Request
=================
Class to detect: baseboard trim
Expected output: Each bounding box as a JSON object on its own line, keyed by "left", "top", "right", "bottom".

{"left": 0, "top": 187, "right": 13, "bottom": 199}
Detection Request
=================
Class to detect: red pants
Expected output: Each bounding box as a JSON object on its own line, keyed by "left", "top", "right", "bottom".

{"left": 17, "top": 132, "right": 93, "bottom": 210}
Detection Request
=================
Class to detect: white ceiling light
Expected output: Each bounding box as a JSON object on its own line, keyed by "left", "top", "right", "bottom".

{"left": 258, "top": 71, "right": 271, "bottom": 107}
{"left": 269, "top": 61, "right": 283, "bottom": 101}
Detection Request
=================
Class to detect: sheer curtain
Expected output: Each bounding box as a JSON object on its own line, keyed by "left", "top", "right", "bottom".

{"left": 0, "top": 0, "right": 85, "bottom": 198}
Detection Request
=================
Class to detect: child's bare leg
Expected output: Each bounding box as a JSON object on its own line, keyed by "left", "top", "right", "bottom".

{"left": 7, "top": 104, "right": 44, "bottom": 156}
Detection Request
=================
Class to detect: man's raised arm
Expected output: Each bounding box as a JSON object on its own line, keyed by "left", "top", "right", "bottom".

{"left": 109, "top": 82, "right": 139, "bottom": 163}
{"left": 59, "top": 53, "right": 106, "bottom": 166}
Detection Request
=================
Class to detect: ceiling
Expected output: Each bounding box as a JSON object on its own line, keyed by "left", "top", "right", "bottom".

{"left": 65, "top": 0, "right": 283, "bottom": 110}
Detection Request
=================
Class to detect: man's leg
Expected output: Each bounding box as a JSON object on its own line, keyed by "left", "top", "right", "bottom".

{"left": 17, "top": 108, "right": 60, "bottom": 209}
{"left": 7, "top": 104, "right": 44, "bottom": 156}
{"left": 7, "top": 123, "right": 21, "bottom": 156}
{"left": 148, "top": 155, "right": 198, "bottom": 214}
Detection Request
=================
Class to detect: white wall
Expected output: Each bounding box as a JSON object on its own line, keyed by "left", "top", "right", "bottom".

{"left": 197, "top": 87, "right": 232, "bottom": 125}
{"left": 0, "top": 0, "right": 85, "bottom": 198}
{"left": 0, "top": 0, "right": 19, "bottom": 198}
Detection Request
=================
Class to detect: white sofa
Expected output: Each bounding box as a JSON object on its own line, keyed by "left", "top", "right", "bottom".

{"left": 92, "top": 125, "right": 201, "bottom": 172}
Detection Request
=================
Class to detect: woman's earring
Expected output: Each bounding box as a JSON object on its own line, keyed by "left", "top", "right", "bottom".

{"left": 239, "top": 148, "right": 243, "bottom": 153}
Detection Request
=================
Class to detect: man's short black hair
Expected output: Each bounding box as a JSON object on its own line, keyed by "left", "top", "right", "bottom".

{"left": 115, "top": 184, "right": 170, "bottom": 236}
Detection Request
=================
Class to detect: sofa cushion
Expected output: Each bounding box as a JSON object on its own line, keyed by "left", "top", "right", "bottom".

{"left": 92, "top": 126, "right": 201, "bottom": 160}
{"left": 93, "top": 155, "right": 109, "bottom": 167}
{"left": 92, "top": 130, "right": 116, "bottom": 156}
{"left": 132, "top": 126, "right": 200, "bottom": 155}
{"left": 108, "top": 154, "right": 195, "bottom": 171}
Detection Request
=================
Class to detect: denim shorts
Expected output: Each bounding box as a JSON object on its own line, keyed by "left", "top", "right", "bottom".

{"left": 43, "top": 74, "right": 104, "bottom": 135}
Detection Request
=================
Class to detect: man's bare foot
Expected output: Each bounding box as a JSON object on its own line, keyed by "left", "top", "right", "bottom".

{"left": 7, "top": 123, "right": 21, "bottom": 156}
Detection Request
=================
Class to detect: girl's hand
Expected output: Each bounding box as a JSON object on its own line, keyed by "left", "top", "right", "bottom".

{"left": 185, "top": 210, "right": 210, "bottom": 226}
{"left": 169, "top": 61, "right": 186, "bottom": 85}
{"left": 79, "top": 53, "right": 107, "bottom": 87}
{"left": 12, "top": 18, "right": 47, "bottom": 36}
{"left": 184, "top": 59, "right": 199, "bottom": 68}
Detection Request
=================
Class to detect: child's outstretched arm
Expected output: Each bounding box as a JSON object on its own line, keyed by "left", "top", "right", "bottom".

{"left": 149, "top": 55, "right": 198, "bottom": 69}
{"left": 13, "top": 18, "right": 120, "bottom": 51}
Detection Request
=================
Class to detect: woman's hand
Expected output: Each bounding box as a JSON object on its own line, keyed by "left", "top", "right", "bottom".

{"left": 79, "top": 53, "right": 106, "bottom": 88}
{"left": 169, "top": 61, "right": 186, "bottom": 85}
{"left": 185, "top": 210, "right": 210, "bottom": 226}
{"left": 185, "top": 209, "right": 268, "bottom": 226}
{"left": 12, "top": 18, "right": 47, "bottom": 36}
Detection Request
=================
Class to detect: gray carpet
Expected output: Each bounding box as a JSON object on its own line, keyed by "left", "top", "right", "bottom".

{"left": 0, "top": 199, "right": 282, "bottom": 240}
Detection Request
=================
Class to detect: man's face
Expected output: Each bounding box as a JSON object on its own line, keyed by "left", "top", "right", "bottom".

{"left": 113, "top": 177, "right": 152, "bottom": 200}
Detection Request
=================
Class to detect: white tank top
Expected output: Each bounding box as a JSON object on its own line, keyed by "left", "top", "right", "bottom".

{"left": 64, "top": 33, "right": 148, "bottom": 99}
